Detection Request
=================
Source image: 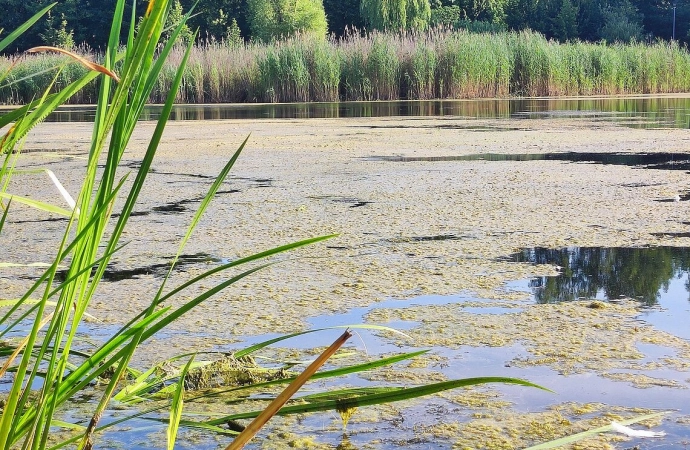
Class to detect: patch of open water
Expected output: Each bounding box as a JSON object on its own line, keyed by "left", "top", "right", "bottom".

{"left": 223, "top": 245, "right": 690, "bottom": 448}
{"left": 36, "top": 96, "right": 690, "bottom": 129}
{"left": 20, "top": 253, "right": 689, "bottom": 446}
{"left": 368, "top": 152, "right": 690, "bottom": 174}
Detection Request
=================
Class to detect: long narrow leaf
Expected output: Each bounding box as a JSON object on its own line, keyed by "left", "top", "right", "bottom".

{"left": 0, "top": 193, "right": 73, "bottom": 216}
{"left": 205, "top": 377, "right": 550, "bottom": 425}
{"left": 27, "top": 47, "right": 120, "bottom": 82}
{"left": 523, "top": 411, "right": 670, "bottom": 450}
{"left": 167, "top": 356, "right": 194, "bottom": 450}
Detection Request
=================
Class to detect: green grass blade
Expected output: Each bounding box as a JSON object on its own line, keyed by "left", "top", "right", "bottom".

{"left": 523, "top": 411, "right": 670, "bottom": 450}
{"left": 170, "top": 134, "right": 248, "bottom": 265}
{"left": 0, "top": 198, "right": 10, "bottom": 234}
{"left": 0, "top": 193, "right": 74, "bottom": 216}
{"left": 167, "top": 356, "right": 194, "bottom": 450}
{"left": 234, "top": 323, "right": 406, "bottom": 358}
{"left": 203, "top": 377, "right": 550, "bottom": 425}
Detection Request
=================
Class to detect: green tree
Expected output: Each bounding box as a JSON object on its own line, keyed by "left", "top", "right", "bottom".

{"left": 323, "top": 0, "right": 363, "bottom": 35}
{"left": 247, "top": 0, "right": 328, "bottom": 41}
{"left": 40, "top": 11, "right": 75, "bottom": 49}
{"left": 552, "top": 0, "right": 579, "bottom": 41}
{"left": 359, "top": 0, "right": 432, "bottom": 31}
{"left": 458, "top": 0, "right": 509, "bottom": 23}
{"left": 504, "top": 0, "right": 538, "bottom": 31}
{"left": 599, "top": 0, "right": 643, "bottom": 42}
{"left": 164, "top": 0, "right": 194, "bottom": 44}
{"left": 180, "top": 0, "right": 250, "bottom": 42}
{"left": 576, "top": 0, "right": 606, "bottom": 41}
{"left": 430, "top": 5, "right": 462, "bottom": 27}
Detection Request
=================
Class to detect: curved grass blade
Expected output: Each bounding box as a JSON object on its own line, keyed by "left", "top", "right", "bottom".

{"left": 205, "top": 377, "right": 551, "bottom": 425}
{"left": 0, "top": 193, "right": 74, "bottom": 216}
{"left": 0, "top": 263, "right": 55, "bottom": 268}
{"left": 0, "top": 198, "right": 9, "bottom": 230}
{"left": 524, "top": 411, "right": 670, "bottom": 450}
{"left": 234, "top": 323, "right": 408, "bottom": 358}
{"left": 27, "top": 47, "right": 120, "bottom": 82}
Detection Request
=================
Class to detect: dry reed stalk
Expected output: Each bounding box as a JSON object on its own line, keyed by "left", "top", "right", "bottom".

{"left": 226, "top": 329, "right": 353, "bottom": 450}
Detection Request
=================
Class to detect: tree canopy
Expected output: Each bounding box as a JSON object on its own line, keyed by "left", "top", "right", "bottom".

{"left": 359, "top": 0, "right": 432, "bottom": 31}
{"left": 0, "top": 0, "right": 687, "bottom": 50}
{"left": 247, "top": 0, "right": 328, "bottom": 42}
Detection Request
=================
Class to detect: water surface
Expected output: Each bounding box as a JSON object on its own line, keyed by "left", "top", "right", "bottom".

{"left": 38, "top": 96, "right": 690, "bottom": 129}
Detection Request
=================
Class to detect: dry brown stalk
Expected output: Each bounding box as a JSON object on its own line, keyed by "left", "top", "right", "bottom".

{"left": 226, "top": 329, "right": 353, "bottom": 450}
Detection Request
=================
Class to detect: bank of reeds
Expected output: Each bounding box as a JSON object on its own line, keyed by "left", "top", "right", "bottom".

{"left": 4, "top": 30, "right": 690, "bottom": 105}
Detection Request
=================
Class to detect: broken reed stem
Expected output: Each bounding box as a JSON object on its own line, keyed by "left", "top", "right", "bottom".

{"left": 225, "top": 329, "right": 353, "bottom": 450}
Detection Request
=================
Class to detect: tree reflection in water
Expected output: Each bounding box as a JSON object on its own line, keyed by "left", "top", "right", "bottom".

{"left": 511, "top": 246, "right": 690, "bottom": 306}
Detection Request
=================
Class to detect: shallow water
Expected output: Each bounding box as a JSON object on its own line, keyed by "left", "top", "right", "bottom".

{"left": 40, "top": 96, "right": 690, "bottom": 129}
{"left": 6, "top": 100, "right": 690, "bottom": 448}
{"left": 511, "top": 246, "right": 690, "bottom": 340}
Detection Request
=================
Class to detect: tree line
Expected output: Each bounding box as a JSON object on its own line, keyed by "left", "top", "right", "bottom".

{"left": 0, "top": 0, "right": 686, "bottom": 52}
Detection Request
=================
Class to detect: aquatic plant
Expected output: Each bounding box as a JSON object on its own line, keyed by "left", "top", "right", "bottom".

{"left": 0, "top": 2, "right": 545, "bottom": 449}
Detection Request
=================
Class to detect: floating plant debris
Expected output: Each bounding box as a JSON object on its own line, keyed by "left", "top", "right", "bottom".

{"left": 510, "top": 246, "right": 690, "bottom": 305}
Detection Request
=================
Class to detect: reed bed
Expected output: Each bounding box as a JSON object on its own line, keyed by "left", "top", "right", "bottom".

{"left": 4, "top": 30, "right": 690, "bottom": 105}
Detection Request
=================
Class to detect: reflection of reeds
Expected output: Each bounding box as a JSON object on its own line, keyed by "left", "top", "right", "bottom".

{"left": 5, "top": 31, "right": 690, "bottom": 105}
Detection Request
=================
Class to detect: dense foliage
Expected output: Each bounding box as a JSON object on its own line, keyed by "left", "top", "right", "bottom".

{"left": 247, "top": 0, "right": 328, "bottom": 42}
{"left": 0, "top": 0, "right": 687, "bottom": 50}
{"left": 359, "top": 0, "right": 432, "bottom": 31}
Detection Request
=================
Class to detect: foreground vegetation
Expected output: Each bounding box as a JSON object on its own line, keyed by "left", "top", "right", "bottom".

{"left": 3, "top": 29, "right": 690, "bottom": 105}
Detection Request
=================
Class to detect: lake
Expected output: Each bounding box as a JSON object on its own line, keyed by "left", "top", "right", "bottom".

{"left": 3, "top": 96, "right": 690, "bottom": 448}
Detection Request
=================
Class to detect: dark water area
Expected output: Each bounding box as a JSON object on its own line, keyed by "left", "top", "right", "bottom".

{"left": 511, "top": 246, "right": 690, "bottom": 341}
{"left": 511, "top": 246, "right": 690, "bottom": 306}
{"left": 369, "top": 152, "right": 690, "bottom": 171}
{"left": 33, "top": 96, "right": 690, "bottom": 129}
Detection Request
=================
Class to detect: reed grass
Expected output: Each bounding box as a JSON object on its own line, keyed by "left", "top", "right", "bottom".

{"left": 5, "top": 29, "right": 690, "bottom": 105}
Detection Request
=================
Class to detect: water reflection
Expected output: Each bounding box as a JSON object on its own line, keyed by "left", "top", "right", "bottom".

{"left": 511, "top": 246, "right": 690, "bottom": 305}
{"left": 37, "top": 96, "right": 690, "bottom": 129}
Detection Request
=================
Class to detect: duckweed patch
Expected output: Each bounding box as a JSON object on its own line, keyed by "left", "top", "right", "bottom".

{"left": 12, "top": 115, "right": 690, "bottom": 446}
{"left": 183, "top": 355, "right": 290, "bottom": 390}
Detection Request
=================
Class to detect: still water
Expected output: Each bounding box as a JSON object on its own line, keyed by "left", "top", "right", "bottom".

{"left": 41, "top": 96, "right": 690, "bottom": 129}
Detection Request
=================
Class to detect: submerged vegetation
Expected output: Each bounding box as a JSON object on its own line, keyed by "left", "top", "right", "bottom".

{"left": 3, "top": 29, "right": 690, "bottom": 105}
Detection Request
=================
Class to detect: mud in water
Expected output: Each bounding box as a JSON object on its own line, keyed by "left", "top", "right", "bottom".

{"left": 4, "top": 112, "right": 690, "bottom": 448}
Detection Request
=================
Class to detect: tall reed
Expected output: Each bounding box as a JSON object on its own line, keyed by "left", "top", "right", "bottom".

{"left": 5, "top": 29, "right": 690, "bottom": 105}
